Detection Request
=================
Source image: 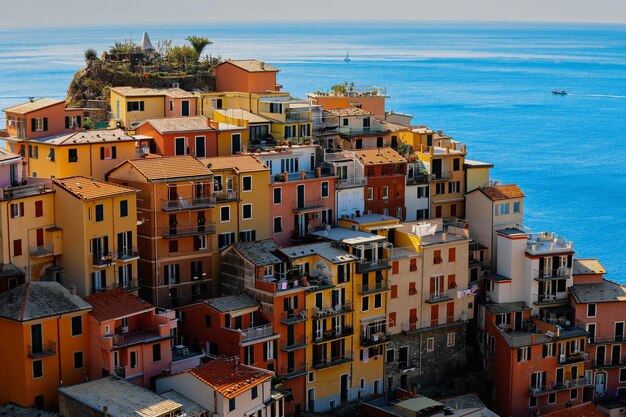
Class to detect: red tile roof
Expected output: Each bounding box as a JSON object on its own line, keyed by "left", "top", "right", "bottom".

{"left": 184, "top": 359, "right": 273, "bottom": 398}
{"left": 84, "top": 289, "right": 154, "bottom": 322}
{"left": 479, "top": 184, "right": 525, "bottom": 201}
{"left": 542, "top": 402, "right": 604, "bottom": 417}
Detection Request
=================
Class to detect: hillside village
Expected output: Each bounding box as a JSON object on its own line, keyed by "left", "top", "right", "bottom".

{"left": 0, "top": 33, "right": 624, "bottom": 417}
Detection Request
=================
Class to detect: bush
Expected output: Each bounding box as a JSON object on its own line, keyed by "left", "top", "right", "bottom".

{"left": 82, "top": 118, "right": 95, "bottom": 130}
{"left": 168, "top": 46, "right": 199, "bottom": 67}
{"left": 84, "top": 49, "right": 98, "bottom": 62}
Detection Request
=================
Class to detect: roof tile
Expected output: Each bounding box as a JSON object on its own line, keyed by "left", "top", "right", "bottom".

{"left": 53, "top": 176, "right": 137, "bottom": 201}
{"left": 125, "top": 155, "right": 213, "bottom": 181}
{"left": 352, "top": 147, "right": 407, "bottom": 165}
{"left": 184, "top": 359, "right": 273, "bottom": 398}
{"left": 85, "top": 288, "right": 154, "bottom": 322}
{"left": 3, "top": 98, "right": 65, "bottom": 114}
{"left": 479, "top": 184, "right": 525, "bottom": 201}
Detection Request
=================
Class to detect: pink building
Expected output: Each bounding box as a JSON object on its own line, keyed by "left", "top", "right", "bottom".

{"left": 84, "top": 288, "right": 177, "bottom": 388}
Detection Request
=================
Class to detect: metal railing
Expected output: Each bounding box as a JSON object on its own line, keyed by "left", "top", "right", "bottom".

{"left": 593, "top": 357, "right": 626, "bottom": 367}
{"left": 406, "top": 174, "right": 430, "bottom": 185}
{"left": 357, "top": 279, "right": 390, "bottom": 295}
{"left": 532, "top": 292, "right": 568, "bottom": 304}
{"left": 558, "top": 352, "right": 589, "bottom": 364}
{"left": 214, "top": 190, "right": 239, "bottom": 202}
{"left": 281, "top": 309, "right": 308, "bottom": 324}
{"left": 241, "top": 324, "right": 275, "bottom": 343}
{"left": 356, "top": 258, "right": 390, "bottom": 275}
{"left": 161, "top": 196, "right": 216, "bottom": 211}
{"left": 29, "top": 340, "right": 56, "bottom": 358}
{"left": 336, "top": 177, "right": 367, "bottom": 189}
{"left": 534, "top": 268, "right": 571, "bottom": 280}
{"left": 312, "top": 326, "right": 354, "bottom": 343}
{"left": 162, "top": 223, "right": 216, "bottom": 238}
{"left": 311, "top": 302, "right": 354, "bottom": 319}
{"left": 278, "top": 363, "right": 307, "bottom": 379}
{"left": 311, "top": 351, "right": 354, "bottom": 369}
{"left": 93, "top": 251, "right": 116, "bottom": 267}
{"left": 529, "top": 377, "right": 592, "bottom": 396}
{"left": 111, "top": 329, "right": 161, "bottom": 347}
{"left": 588, "top": 335, "right": 626, "bottom": 344}
{"left": 281, "top": 336, "right": 307, "bottom": 351}
{"left": 361, "top": 332, "right": 388, "bottom": 346}
{"left": 29, "top": 243, "right": 54, "bottom": 257}
{"left": 1, "top": 183, "right": 53, "bottom": 200}
{"left": 293, "top": 198, "right": 325, "bottom": 211}
{"left": 117, "top": 247, "right": 139, "bottom": 260}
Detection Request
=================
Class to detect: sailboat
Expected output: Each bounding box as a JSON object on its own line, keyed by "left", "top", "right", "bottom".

{"left": 344, "top": 51, "right": 351, "bottom": 62}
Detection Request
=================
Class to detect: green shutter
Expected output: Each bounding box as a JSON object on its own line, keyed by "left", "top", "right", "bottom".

{"left": 127, "top": 102, "right": 132, "bottom": 112}
{"left": 112, "top": 146, "right": 117, "bottom": 159}
{"left": 77, "top": 116, "right": 81, "bottom": 127}
{"left": 65, "top": 116, "right": 70, "bottom": 129}
{"left": 43, "top": 118, "right": 48, "bottom": 131}
{"left": 100, "top": 147, "right": 105, "bottom": 160}
{"left": 31, "top": 118, "right": 36, "bottom": 132}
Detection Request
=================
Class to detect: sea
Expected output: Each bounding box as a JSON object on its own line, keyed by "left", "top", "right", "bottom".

{"left": 1, "top": 22, "right": 625, "bottom": 282}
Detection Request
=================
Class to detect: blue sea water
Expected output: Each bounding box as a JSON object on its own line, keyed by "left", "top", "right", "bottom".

{"left": 1, "top": 22, "right": 625, "bottom": 282}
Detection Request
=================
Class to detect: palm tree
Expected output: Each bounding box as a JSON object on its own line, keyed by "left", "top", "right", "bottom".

{"left": 186, "top": 36, "right": 212, "bottom": 58}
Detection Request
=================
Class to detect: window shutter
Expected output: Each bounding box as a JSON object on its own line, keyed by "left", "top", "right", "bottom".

{"left": 112, "top": 146, "right": 117, "bottom": 159}
{"left": 264, "top": 342, "right": 268, "bottom": 361}
{"left": 567, "top": 255, "right": 573, "bottom": 268}
{"left": 43, "top": 118, "right": 48, "bottom": 131}
{"left": 31, "top": 118, "right": 37, "bottom": 132}
{"left": 539, "top": 257, "right": 544, "bottom": 273}
{"left": 139, "top": 101, "right": 144, "bottom": 111}
{"left": 193, "top": 236, "right": 200, "bottom": 251}
{"left": 429, "top": 277, "right": 435, "bottom": 295}
{"left": 294, "top": 296, "right": 298, "bottom": 309}
{"left": 251, "top": 230, "right": 256, "bottom": 241}
{"left": 100, "top": 147, "right": 105, "bottom": 160}
{"left": 19, "top": 202, "right": 24, "bottom": 216}
{"left": 439, "top": 277, "right": 444, "bottom": 293}
{"left": 77, "top": 116, "right": 81, "bottom": 127}
{"left": 127, "top": 102, "right": 132, "bottom": 112}
{"left": 65, "top": 116, "right": 70, "bottom": 129}
{"left": 542, "top": 344, "right": 547, "bottom": 358}
{"left": 448, "top": 274, "right": 456, "bottom": 289}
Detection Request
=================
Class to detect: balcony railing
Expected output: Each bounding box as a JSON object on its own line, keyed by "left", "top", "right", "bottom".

{"left": 357, "top": 280, "right": 390, "bottom": 295}
{"left": 162, "top": 223, "right": 216, "bottom": 238}
{"left": 111, "top": 329, "right": 162, "bottom": 347}
{"left": 529, "top": 377, "right": 592, "bottom": 396}
{"left": 336, "top": 177, "right": 367, "bottom": 189}
{"left": 29, "top": 243, "right": 54, "bottom": 258}
{"left": 214, "top": 190, "right": 239, "bottom": 202}
{"left": 312, "top": 326, "right": 354, "bottom": 343}
{"left": 356, "top": 258, "right": 390, "bottom": 275}
{"left": 593, "top": 357, "right": 626, "bottom": 368}
{"left": 588, "top": 335, "right": 626, "bottom": 344}
{"left": 532, "top": 292, "right": 568, "bottom": 305}
{"left": 240, "top": 324, "right": 276, "bottom": 343}
{"left": 281, "top": 309, "right": 308, "bottom": 324}
{"left": 312, "top": 352, "right": 354, "bottom": 369}
{"left": 406, "top": 174, "right": 430, "bottom": 185}
{"left": 293, "top": 199, "right": 325, "bottom": 212}
{"left": 278, "top": 363, "right": 307, "bottom": 379}
{"left": 281, "top": 336, "right": 307, "bottom": 352}
{"left": 311, "top": 302, "right": 354, "bottom": 319}
{"left": 558, "top": 352, "right": 589, "bottom": 364}
{"left": 361, "top": 332, "right": 389, "bottom": 346}
{"left": 425, "top": 289, "right": 455, "bottom": 304}
{"left": 161, "top": 196, "right": 216, "bottom": 211}
{"left": 534, "top": 268, "right": 571, "bottom": 280}
{"left": 28, "top": 340, "right": 56, "bottom": 358}
{"left": 93, "top": 251, "right": 116, "bottom": 267}
{"left": 1, "top": 182, "right": 54, "bottom": 201}
{"left": 117, "top": 247, "right": 139, "bottom": 261}
{"left": 398, "top": 360, "right": 418, "bottom": 370}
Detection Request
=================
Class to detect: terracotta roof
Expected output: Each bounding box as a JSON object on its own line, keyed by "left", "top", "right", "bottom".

{"left": 478, "top": 184, "right": 525, "bottom": 201}
{"left": 53, "top": 176, "right": 137, "bottom": 201}
{"left": 140, "top": 116, "right": 215, "bottom": 134}
{"left": 542, "top": 402, "right": 604, "bottom": 417}
{"left": 0, "top": 148, "right": 22, "bottom": 164}
{"left": 573, "top": 258, "right": 606, "bottom": 275}
{"left": 352, "top": 148, "right": 407, "bottom": 165}
{"left": 110, "top": 86, "right": 195, "bottom": 98}
{"left": 213, "top": 108, "right": 271, "bottom": 124}
{"left": 184, "top": 359, "right": 273, "bottom": 398}
{"left": 84, "top": 288, "right": 154, "bottom": 322}
{"left": 221, "top": 59, "right": 280, "bottom": 73}
{"left": 325, "top": 107, "right": 374, "bottom": 117}
{"left": 3, "top": 98, "right": 65, "bottom": 114}
{"left": 201, "top": 154, "right": 268, "bottom": 173}
{"left": 380, "top": 120, "right": 411, "bottom": 131}
{"left": 125, "top": 155, "right": 213, "bottom": 182}
{"left": 33, "top": 128, "right": 135, "bottom": 145}
{"left": 0, "top": 281, "right": 91, "bottom": 322}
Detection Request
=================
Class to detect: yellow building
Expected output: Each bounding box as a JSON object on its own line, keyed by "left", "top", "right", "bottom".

{"left": 464, "top": 159, "right": 493, "bottom": 193}
{"left": 52, "top": 176, "right": 139, "bottom": 297}
{"left": 109, "top": 87, "right": 197, "bottom": 129}
{"left": 0, "top": 281, "right": 92, "bottom": 409}
{"left": 27, "top": 129, "right": 137, "bottom": 181}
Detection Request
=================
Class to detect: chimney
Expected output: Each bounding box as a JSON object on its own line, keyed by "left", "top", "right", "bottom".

{"left": 284, "top": 171, "right": 289, "bottom": 181}
{"left": 315, "top": 167, "right": 321, "bottom": 178}
{"left": 439, "top": 139, "right": 444, "bottom": 147}
{"left": 437, "top": 130, "right": 443, "bottom": 136}
{"left": 446, "top": 146, "right": 450, "bottom": 154}
{"left": 103, "top": 405, "right": 109, "bottom": 417}
{"left": 260, "top": 61, "right": 265, "bottom": 70}
{"left": 300, "top": 169, "right": 306, "bottom": 180}
{"left": 462, "top": 144, "right": 467, "bottom": 153}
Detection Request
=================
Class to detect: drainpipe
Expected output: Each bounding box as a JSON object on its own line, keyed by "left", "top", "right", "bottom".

{"left": 89, "top": 143, "right": 93, "bottom": 178}
{"left": 57, "top": 314, "right": 63, "bottom": 387}
{"left": 153, "top": 182, "right": 159, "bottom": 307}
{"left": 418, "top": 242, "right": 425, "bottom": 389}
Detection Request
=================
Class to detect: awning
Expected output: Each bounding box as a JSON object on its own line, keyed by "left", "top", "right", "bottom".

{"left": 361, "top": 314, "right": 387, "bottom": 323}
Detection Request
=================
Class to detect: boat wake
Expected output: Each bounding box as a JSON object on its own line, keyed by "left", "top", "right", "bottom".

{"left": 568, "top": 93, "right": 626, "bottom": 99}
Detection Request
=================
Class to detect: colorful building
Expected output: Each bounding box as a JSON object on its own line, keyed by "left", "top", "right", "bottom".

{"left": 325, "top": 107, "right": 393, "bottom": 150}
{"left": 84, "top": 288, "right": 178, "bottom": 388}
{"left": 570, "top": 258, "right": 626, "bottom": 399}
{"left": 307, "top": 88, "right": 389, "bottom": 119}
{"left": 324, "top": 150, "right": 366, "bottom": 219}
{"left": 52, "top": 176, "right": 139, "bottom": 297}
{"left": 107, "top": 155, "right": 217, "bottom": 307}
{"left": 0, "top": 281, "right": 91, "bottom": 409}
{"left": 215, "top": 59, "right": 281, "bottom": 93}
{"left": 3, "top": 98, "right": 84, "bottom": 142}
{"left": 109, "top": 87, "right": 197, "bottom": 129}
{"left": 212, "top": 108, "right": 272, "bottom": 150}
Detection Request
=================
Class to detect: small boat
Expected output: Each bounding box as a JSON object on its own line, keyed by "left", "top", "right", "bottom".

{"left": 552, "top": 90, "right": 567, "bottom": 95}
{"left": 344, "top": 51, "right": 351, "bottom": 62}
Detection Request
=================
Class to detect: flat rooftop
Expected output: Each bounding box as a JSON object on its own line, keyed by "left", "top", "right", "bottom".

{"left": 278, "top": 242, "right": 357, "bottom": 264}
{"left": 573, "top": 258, "right": 606, "bottom": 275}
{"left": 312, "top": 227, "right": 386, "bottom": 245}
{"left": 570, "top": 280, "right": 626, "bottom": 304}
{"left": 205, "top": 294, "right": 259, "bottom": 313}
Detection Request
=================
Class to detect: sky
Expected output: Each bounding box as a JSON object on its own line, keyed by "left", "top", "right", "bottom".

{"left": 3, "top": 0, "right": 626, "bottom": 28}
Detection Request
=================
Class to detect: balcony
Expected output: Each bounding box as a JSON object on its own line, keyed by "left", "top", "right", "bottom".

{"left": 529, "top": 377, "right": 592, "bottom": 396}
{"left": 312, "top": 302, "right": 354, "bottom": 319}
{"left": 398, "top": 360, "right": 418, "bottom": 371}
{"left": 356, "top": 258, "right": 391, "bottom": 275}
{"left": 161, "top": 196, "right": 216, "bottom": 211}
{"left": 293, "top": 199, "right": 325, "bottom": 212}
{"left": 1, "top": 182, "right": 54, "bottom": 201}
{"left": 361, "top": 332, "right": 389, "bottom": 347}
{"left": 425, "top": 289, "right": 454, "bottom": 304}
{"left": 29, "top": 243, "right": 54, "bottom": 258}
{"left": 28, "top": 341, "right": 56, "bottom": 358}
{"left": 214, "top": 190, "right": 239, "bottom": 203}
{"left": 312, "top": 326, "right": 354, "bottom": 344}
{"left": 588, "top": 335, "right": 626, "bottom": 344}
{"left": 357, "top": 280, "right": 390, "bottom": 295}
{"left": 115, "top": 279, "right": 140, "bottom": 292}
{"left": 311, "top": 352, "right": 353, "bottom": 369}
{"left": 430, "top": 172, "right": 454, "bottom": 181}
{"left": 240, "top": 324, "right": 277, "bottom": 344}
{"left": 278, "top": 363, "right": 307, "bottom": 379}
{"left": 532, "top": 292, "right": 568, "bottom": 305}
{"left": 305, "top": 276, "right": 335, "bottom": 293}
{"left": 93, "top": 251, "right": 116, "bottom": 268}
{"left": 257, "top": 276, "right": 309, "bottom": 294}
{"left": 117, "top": 247, "right": 139, "bottom": 261}
{"left": 534, "top": 268, "right": 571, "bottom": 280}
{"left": 286, "top": 110, "right": 312, "bottom": 122}
{"left": 406, "top": 174, "right": 430, "bottom": 185}
{"left": 593, "top": 357, "right": 626, "bottom": 368}
{"left": 401, "top": 316, "right": 467, "bottom": 335}
{"left": 281, "top": 309, "right": 308, "bottom": 325}
{"left": 111, "top": 329, "right": 164, "bottom": 348}
{"left": 162, "top": 223, "right": 216, "bottom": 238}
{"left": 336, "top": 177, "right": 367, "bottom": 189}
{"left": 281, "top": 336, "right": 307, "bottom": 352}
{"left": 558, "top": 352, "right": 589, "bottom": 365}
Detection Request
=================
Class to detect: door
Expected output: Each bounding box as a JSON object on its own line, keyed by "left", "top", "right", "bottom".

{"left": 447, "top": 302, "right": 455, "bottom": 324}
{"left": 399, "top": 346, "right": 408, "bottom": 368}
{"left": 287, "top": 325, "right": 295, "bottom": 346}
{"left": 181, "top": 100, "right": 190, "bottom": 117}
{"left": 430, "top": 304, "right": 439, "bottom": 327}
{"left": 195, "top": 136, "right": 205, "bottom": 157}
{"left": 595, "top": 372, "right": 606, "bottom": 394}
{"left": 432, "top": 159, "right": 442, "bottom": 179}
{"left": 616, "top": 322, "right": 624, "bottom": 341}
{"left": 175, "top": 138, "right": 185, "bottom": 155}
{"left": 231, "top": 134, "right": 241, "bottom": 154}
{"left": 556, "top": 368, "right": 564, "bottom": 385}
{"left": 435, "top": 205, "right": 442, "bottom": 218}
{"left": 597, "top": 346, "right": 606, "bottom": 366}
{"left": 588, "top": 324, "right": 596, "bottom": 343}
{"left": 297, "top": 184, "right": 305, "bottom": 209}
{"left": 571, "top": 365, "right": 578, "bottom": 380}
{"left": 515, "top": 311, "right": 523, "bottom": 331}
{"left": 340, "top": 374, "right": 349, "bottom": 403}
{"left": 611, "top": 345, "right": 621, "bottom": 365}
{"left": 307, "top": 388, "right": 315, "bottom": 412}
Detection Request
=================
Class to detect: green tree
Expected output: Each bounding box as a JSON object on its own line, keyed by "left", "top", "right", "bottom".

{"left": 168, "top": 45, "right": 199, "bottom": 67}
{"left": 185, "top": 36, "right": 212, "bottom": 58}
{"left": 82, "top": 118, "right": 95, "bottom": 130}
{"left": 84, "top": 49, "right": 98, "bottom": 62}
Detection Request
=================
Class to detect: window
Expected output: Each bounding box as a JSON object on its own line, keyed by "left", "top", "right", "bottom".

{"left": 435, "top": 183, "right": 445, "bottom": 195}
{"left": 386, "top": 349, "right": 395, "bottom": 363}
{"left": 548, "top": 392, "right": 556, "bottom": 404}
{"left": 218, "top": 232, "right": 235, "bottom": 249}
{"left": 381, "top": 186, "right": 389, "bottom": 199}
{"left": 571, "top": 388, "right": 578, "bottom": 400}
{"left": 244, "top": 345, "right": 254, "bottom": 365}
{"left": 362, "top": 296, "right": 369, "bottom": 312}
{"left": 169, "top": 100, "right": 174, "bottom": 112}
{"left": 265, "top": 341, "right": 274, "bottom": 361}
{"left": 427, "top": 337, "right": 434, "bottom": 352}
{"left": 252, "top": 386, "right": 258, "bottom": 400}
{"left": 205, "top": 315, "right": 211, "bottom": 327}
{"left": 71, "top": 316, "right": 82, "bottom": 336}
{"left": 513, "top": 201, "right": 521, "bottom": 213}
{"left": 100, "top": 146, "right": 116, "bottom": 160}
{"left": 529, "top": 396, "right": 537, "bottom": 408}
{"left": 308, "top": 372, "right": 315, "bottom": 383}
{"left": 374, "top": 293, "right": 382, "bottom": 309}
{"left": 363, "top": 117, "right": 371, "bottom": 128}
{"left": 342, "top": 118, "right": 349, "bottom": 126}
{"left": 130, "top": 351, "right": 138, "bottom": 368}
{"left": 32, "top": 117, "right": 46, "bottom": 132}
{"left": 273, "top": 188, "right": 282, "bottom": 204}
{"left": 447, "top": 333, "right": 455, "bottom": 347}
{"left": 517, "top": 347, "right": 530, "bottom": 362}
{"left": 169, "top": 240, "right": 179, "bottom": 253}
{"left": 95, "top": 204, "right": 104, "bottom": 222}
{"left": 239, "top": 230, "right": 256, "bottom": 242}
{"left": 10, "top": 202, "right": 24, "bottom": 218}
{"left": 220, "top": 206, "right": 230, "bottom": 222}
{"left": 47, "top": 148, "right": 55, "bottom": 161}
{"left": 119, "top": 200, "right": 128, "bottom": 217}
{"left": 284, "top": 125, "right": 296, "bottom": 138}
{"left": 448, "top": 181, "right": 460, "bottom": 193}
{"left": 389, "top": 312, "right": 396, "bottom": 327}
{"left": 588, "top": 303, "right": 597, "bottom": 318}
{"left": 499, "top": 203, "right": 510, "bottom": 215}
{"left": 453, "top": 158, "right": 460, "bottom": 171}
{"left": 321, "top": 181, "right": 329, "bottom": 198}
{"left": 273, "top": 217, "right": 282, "bottom": 234}
{"left": 195, "top": 235, "right": 208, "bottom": 251}
{"left": 73, "top": 351, "right": 84, "bottom": 369}
{"left": 543, "top": 343, "right": 555, "bottom": 358}
{"left": 229, "top": 398, "right": 236, "bottom": 412}
{"left": 33, "top": 360, "right": 43, "bottom": 379}
{"left": 242, "top": 176, "right": 252, "bottom": 192}
{"left": 152, "top": 343, "right": 162, "bottom": 362}
{"left": 127, "top": 101, "right": 145, "bottom": 112}
{"left": 433, "top": 250, "right": 443, "bottom": 264}
{"left": 13, "top": 239, "right": 22, "bottom": 257}
{"left": 366, "top": 187, "right": 373, "bottom": 200}
{"left": 68, "top": 148, "right": 78, "bottom": 162}
{"left": 242, "top": 204, "right": 252, "bottom": 220}
{"left": 448, "top": 248, "right": 456, "bottom": 262}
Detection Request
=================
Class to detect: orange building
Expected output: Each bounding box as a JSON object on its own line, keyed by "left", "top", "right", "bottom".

{"left": 307, "top": 89, "right": 389, "bottom": 119}
{"left": 215, "top": 60, "right": 280, "bottom": 93}
{"left": 84, "top": 288, "right": 178, "bottom": 388}
{"left": 136, "top": 116, "right": 220, "bottom": 158}
{"left": 0, "top": 281, "right": 92, "bottom": 409}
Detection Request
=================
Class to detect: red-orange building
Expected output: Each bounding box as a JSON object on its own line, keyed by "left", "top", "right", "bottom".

{"left": 570, "top": 258, "right": 626, "bottom": 400}
{"left": 215, "top": 60, "right": 281, "bottom": 93}
{"left": 135, "top": 116, "right": 220, "bottom": 157}
{"left": 353, "top": 148, "right": 407, "bottom": 220}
